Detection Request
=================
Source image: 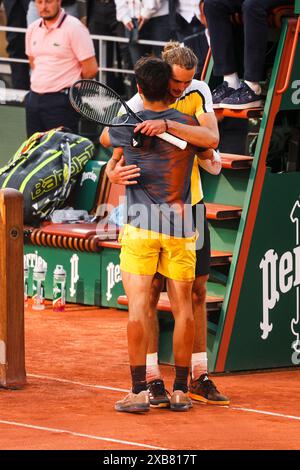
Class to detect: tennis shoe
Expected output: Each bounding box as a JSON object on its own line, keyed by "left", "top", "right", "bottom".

{"left": 170, "top": 390, "right": 193, "bottom": 411}
{"left": 212, "top": 81, "right": 236, "bottom": 108}
{"left": 189, "top": 373, "right": 230, "bottom": 405}
{"left": 219, "top": 82, "right": 263, "bottom": 109}
{"left": 147, "top": 379, "right": 170, "bottom": 408}
{"left": 115, "top": 390, "right": 150, "bottom": 413}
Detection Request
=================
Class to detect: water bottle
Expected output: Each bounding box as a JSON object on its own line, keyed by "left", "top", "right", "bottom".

{"left": 24, "top": 256, "right": 29, "bottom": 308}
{"left": 32, "top": 260, "right": 47, "bottom": 310}
{"left": 53, "top": 265, "right": 66, "bottom": 312}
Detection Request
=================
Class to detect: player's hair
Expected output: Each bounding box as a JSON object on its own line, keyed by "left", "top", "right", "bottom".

{"left": 134, "top": 56, "right": 172, "bottom": 102}
{"left": 162, "top": 41, "right": 198, "bottom": 70}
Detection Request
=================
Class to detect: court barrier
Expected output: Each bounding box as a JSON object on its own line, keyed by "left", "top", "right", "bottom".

{"left": 0, "top": 189, "right": 26, "bottom": 388}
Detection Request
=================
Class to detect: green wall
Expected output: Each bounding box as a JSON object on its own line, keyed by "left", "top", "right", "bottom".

{"left": 0, "top": 105, "right": 27, "bottom": 166}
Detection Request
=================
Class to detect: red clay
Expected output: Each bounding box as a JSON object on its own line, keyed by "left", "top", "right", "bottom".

{"left": 0, "top": 304, "right": 300, "bottom": 450}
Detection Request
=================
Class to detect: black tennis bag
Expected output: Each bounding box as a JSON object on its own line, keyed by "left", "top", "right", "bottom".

{"left": 0, "top": 127, "right": 94, "bottom": 224}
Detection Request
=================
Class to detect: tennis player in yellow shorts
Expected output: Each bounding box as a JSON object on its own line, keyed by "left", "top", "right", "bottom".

{"left": 100, "top": 56, "right": 201, "bottom": 412}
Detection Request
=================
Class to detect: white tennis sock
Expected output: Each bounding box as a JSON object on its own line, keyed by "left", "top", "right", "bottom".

{"left": 244, "top": 80, "right": 261, "bottom": 95}
{"left": 191, "top": 352, "right": 208, "bottom": 380}
{"left": 146, "top": 353, "right": 161, "bottom": 382}
{"left": 224, "top": 73, "right": 240, "bottom": 90}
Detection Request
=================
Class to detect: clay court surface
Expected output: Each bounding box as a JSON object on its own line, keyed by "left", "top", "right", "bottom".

{"left": 1, "top": 304, "right": 300, "bottom": 451}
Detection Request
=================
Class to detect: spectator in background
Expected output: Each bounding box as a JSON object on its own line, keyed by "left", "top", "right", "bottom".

{"left": 115, "top": 0, "right": 172, "bottom": 65}
{"left": 27, "top": 0, "right": 79, "bottom": 24}
{"left": 25, "top": 0, "right": 98, "bottom": 137}
{"left": 2, "top": 0, "right": 30, "bottom": 90}
{"left": 184, "top": 0, "right": 248, "bottom": 155}
{"left": 169, "top": 0, "right": 204, "bottom": 42}
{"left": 86, "top": 0, "right": 132, "bottom": 96}
{"left": 183, "top": 0, "right": 209, "bottom": 78}
{"left": 204, "top": 0, "right": 292, "bottom": 109}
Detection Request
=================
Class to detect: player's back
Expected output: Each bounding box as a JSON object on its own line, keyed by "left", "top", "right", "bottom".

{"left": 109, "top": 108, "right": 199, "bottom": 237}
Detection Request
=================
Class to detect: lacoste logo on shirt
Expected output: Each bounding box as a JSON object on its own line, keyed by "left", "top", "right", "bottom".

{"left": 53, "top": 42, "right": 60, "bottom": 47}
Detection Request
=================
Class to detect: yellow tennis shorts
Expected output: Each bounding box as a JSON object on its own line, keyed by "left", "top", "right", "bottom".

{"left": 119, "top": 224, "right": 196, "bottom": 281}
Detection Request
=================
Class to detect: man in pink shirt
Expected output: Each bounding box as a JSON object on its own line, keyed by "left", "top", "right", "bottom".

{"left": 25, "top": 0, "right": 98, "bottom": 137}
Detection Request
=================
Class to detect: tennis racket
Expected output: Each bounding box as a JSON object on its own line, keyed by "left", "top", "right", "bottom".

{"left": 69, "top": 79, "right": 187, "bottom": 150}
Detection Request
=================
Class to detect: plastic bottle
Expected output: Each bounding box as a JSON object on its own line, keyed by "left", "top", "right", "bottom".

{"left": 52, "top": 265, "right": 66, "bottom": 312}
{"left": 24, "top": 256, "right": 29, "bottom": 308}
{"left": 32, "top": 260, "right": 47, "bottom": 310}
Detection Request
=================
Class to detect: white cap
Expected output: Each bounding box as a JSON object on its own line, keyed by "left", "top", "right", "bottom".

{"left": 34, "top": 259, "right": 47, "bottom": 273}
{"left": 54, "top": 265, "right": 66, "bottom": 275}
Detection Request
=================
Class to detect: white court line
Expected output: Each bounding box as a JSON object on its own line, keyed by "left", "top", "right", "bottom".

{"left": 0, "top": 419, "right": 168, "bottom": 450}
{"left": 231, "top": 406, "right": 300, "bottom": 422}
{"left": 28, "top": 373, "right": 300, "bottom": 424}
{"left": 28, "top": 373, "right": 128, "bottom": 393}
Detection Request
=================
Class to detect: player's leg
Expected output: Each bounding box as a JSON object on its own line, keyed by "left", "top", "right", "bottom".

{"left": 115, "top": 225, "right": 158, "bottom": 413}
{"left": 159, "top": 234, "right": 196, "bottom": 411}
{"left": 147, "top": 273, "right": 164, "bottom": 364}
{"left": 166, "top": 279, "right": 194, "bottom": 412}
{"left": 146, "top": 273, "right": 171, "bottom": 408}
{"left": 189, "top": 203, "right": 230, "bottom": 405}
{"left": 123, "top": 272, "right": 154, "bottom": 366}
{"left": 115, "top": 271, "right": 154, "bottom": 413}
{"left": 167, "top": 278, "right": 195, "bottom": 368}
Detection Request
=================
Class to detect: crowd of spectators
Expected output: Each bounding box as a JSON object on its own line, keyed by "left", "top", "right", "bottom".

{"left": 0, "top": 0, "right": 294, "bottom": 134}
{"left": 0, "top": 1, "right": 210, "bottom": 95}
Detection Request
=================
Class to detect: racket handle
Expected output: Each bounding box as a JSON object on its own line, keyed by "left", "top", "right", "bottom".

{"left": 157, "top": 132, "right": 187, "bottom": 150}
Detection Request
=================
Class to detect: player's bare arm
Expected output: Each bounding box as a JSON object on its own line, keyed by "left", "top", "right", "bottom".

{"left": 134, "top": 111, "right": 219, "bottom": 149}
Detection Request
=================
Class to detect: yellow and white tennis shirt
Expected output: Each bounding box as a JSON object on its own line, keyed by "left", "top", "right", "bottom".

{"left": 126, "top": 79, "right": 214, "bottom": 205}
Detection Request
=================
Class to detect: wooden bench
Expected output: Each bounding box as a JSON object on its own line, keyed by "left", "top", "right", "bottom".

{"left": 221, "top": 153, "right": 253, "bottom": 169}
{"left": 118, "top": 291, "right": 224, "bottom": 314}
{"left": 26, "top": 161, "right": 125, "bottom": 250}
{"left": 205, "top": 202, "right": 242, "bottom": 220}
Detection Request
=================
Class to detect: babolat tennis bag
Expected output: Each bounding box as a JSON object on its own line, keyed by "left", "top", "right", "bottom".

{"left": 0, "top": 127, "right": 94, "bottom": 224}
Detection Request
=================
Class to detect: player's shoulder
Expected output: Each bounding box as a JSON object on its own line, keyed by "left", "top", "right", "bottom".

{"left": 167, "top": 108, "right": 197, "bottom": 124}
{"left": 184, "top": 79, "right": 212, "bottom": 96}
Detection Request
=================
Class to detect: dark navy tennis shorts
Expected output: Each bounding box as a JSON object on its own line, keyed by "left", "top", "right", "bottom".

{"left": 193, "top": 200, "right": 211, "bottom": 277}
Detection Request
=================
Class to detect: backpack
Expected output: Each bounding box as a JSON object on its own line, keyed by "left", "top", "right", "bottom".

{"left": 0, "top": 127, "right": 94, "bottom": 224}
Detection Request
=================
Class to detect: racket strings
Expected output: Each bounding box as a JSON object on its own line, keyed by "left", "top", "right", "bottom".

{"left": 72, "top": 81, "right": 123, "bottom": 125}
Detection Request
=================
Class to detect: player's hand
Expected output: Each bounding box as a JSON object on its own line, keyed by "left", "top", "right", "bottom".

{"left": 125, "top": 20, "right": 134, "bottom": 31}
{"left": 106, "top": 156, "right": 141, "bottom": 185}
{"left": 134, "top": 119, "right": 167, "bottom": 136}
{"left": 137, "top": 16, "right": 146, "bottom": 29}
{"left": 197, "top": 148, "right": 213, "bottom": 161}
{"left": 198, "top": 150, "right": 222, "bottom": 175}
